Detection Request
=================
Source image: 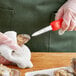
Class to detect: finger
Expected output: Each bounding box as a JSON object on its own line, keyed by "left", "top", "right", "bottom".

{"left": 55, "top": 6, "right": 64, "bottom": 20}
{"left": 58, "top": 22, "right": 67, "bottom": 35}
{"left": 58, "top": 9, "right": 72, "bottom": 35}
{"left": 63, "top": 9, "right": 72, "bottom": 26}
{"left": 58, "top": 29, "right": 65, "bottom": 35}
{"left": 62, "top": 9, "right": 72, "bottom": 31}
{"left": 61, "top": 22, "right": 68, "bottom": 31}
{"left": 58, "top": 21, "right": 70, "bottom": 35}
{"left": 67, "top": 20, "right": 76, "bottom": 31}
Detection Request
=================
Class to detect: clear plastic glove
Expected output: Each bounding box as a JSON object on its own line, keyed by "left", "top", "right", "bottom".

{"left": 55, "top": 0, "right": 76, "bottom": 35}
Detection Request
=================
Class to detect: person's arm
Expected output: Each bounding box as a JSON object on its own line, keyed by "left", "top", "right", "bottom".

{"left": 55, "top": 0, "right": 76, "bottom": 35}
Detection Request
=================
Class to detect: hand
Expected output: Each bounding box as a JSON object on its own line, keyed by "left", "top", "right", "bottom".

{"left": 55, "top": 0, "right": 76, "bottom": 35}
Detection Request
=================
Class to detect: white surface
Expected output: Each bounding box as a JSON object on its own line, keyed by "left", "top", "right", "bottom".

{"left": 32, "top": 25, "right": 52, "bottom": 37}
{"left": 25, "top": 67, "right": 73, "bottom": 76}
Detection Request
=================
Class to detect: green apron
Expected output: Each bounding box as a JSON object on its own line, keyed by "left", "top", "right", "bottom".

{"left": 0, "top": 0, "right": 76, "bottom": 52}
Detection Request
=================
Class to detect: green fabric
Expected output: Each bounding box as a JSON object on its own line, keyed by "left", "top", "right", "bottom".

{"left": 0, "top": 0, "right": 76, "bottom": 52}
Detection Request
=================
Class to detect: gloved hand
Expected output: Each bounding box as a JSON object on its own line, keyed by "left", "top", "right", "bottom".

{"left": 55, "top": 0, "right": 76, "bottom": 35}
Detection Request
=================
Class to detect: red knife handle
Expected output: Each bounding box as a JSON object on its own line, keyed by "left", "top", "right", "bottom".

{"left": 50, "top": 18, "right": 63, "bottom": 31}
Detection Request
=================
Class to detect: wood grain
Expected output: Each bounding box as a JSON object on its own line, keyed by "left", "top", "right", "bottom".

{"left": 7, "top": 52, "right": 76, "bottom": 76}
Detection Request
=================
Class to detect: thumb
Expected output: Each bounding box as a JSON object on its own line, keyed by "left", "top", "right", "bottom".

{"left": 58, "top": 22, "right": 66, "bottom": 35}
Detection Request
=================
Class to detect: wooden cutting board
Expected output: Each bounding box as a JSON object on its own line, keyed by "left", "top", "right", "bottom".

{"left": 7, "top": 52, "right": 76, "bottom": 76}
